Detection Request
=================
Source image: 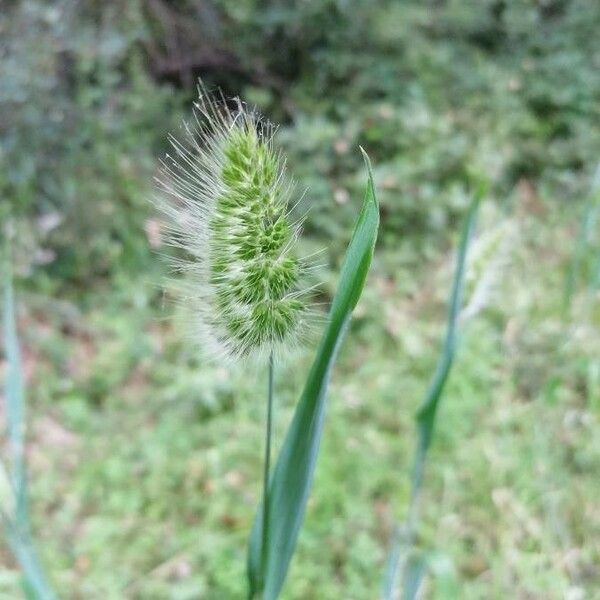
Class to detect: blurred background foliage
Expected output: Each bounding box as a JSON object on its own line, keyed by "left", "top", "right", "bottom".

{"left": 2, "top": 0, "right": 600, "bottom": 598}
{"left": 5, "top": 0, "right": 600, "bottom": 286}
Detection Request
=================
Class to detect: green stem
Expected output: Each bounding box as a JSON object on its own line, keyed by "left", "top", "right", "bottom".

{"left": 260, "top": 351, "right": 275, "bottom": 593}
{"left": 5, "top": 519, "right": 57, "bottom": 600}
{"left": 382, "top": 443, "right": 427, "bottom": 599}
{"left": 3, "top": 248, "right": 28, "bottom": 531}
{"left": 382, "top": 197, "right": 480, "bottom": 600}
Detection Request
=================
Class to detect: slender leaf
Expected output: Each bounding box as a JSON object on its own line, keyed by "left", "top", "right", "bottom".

{"left": 402, "top": 554, "right": 427, "bottom": 600}
{"left": 563, "top": 163, "right": 600, "bottom": 314}
{"left": 247, "top": 149, "right": 379, "bottom": 599}
{"left": 382, "top": 196, "right": 481, "bottom": 599}
{"left": 382, "top": 525, "right": 401, "bottom": 600}
{"left": 3, "top": 251, "right": 28, "bottom": 530}
{"left": 2, "top": 249, "right": 57, "bottom": 600}
{"left": 414, "top": 196, "right": 480, "bottom": 456}
{"left": 5, "top": 523, "right": 56, "bottom": 600}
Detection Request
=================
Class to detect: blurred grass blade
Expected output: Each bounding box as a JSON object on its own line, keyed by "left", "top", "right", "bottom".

{"left": 5, "top": 523, "right": 56, "bottom": 600}
{"left": 563, "top": 163, "right": 600, "bottom": 315}
{"left": 382, "top": 195, "right": 481, "bottom": 600}
{"left": 382, "top": 525, "right": 401, "bottom": 599}
{"left": 3, "top": 250, "right": 58, "bottom": 600}
{"left": 248, "top": 149, "right": 379, "bottom": 599}
{"left": 3, "top": 255, "right": 28, "bottom": 530}
{"left": 414, "top": 196, "right": 480, "bottom": 455}
{"left": 402, "top": 554, "right": 427, "bottom": 600}
{"left": 0, "top": 458, "right": 16, "bottom": 518}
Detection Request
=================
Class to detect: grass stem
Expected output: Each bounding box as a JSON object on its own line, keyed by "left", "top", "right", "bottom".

{"left": 2, "top": 246, "right": 57, "bottom": 599}
{"left": 260, "top": 351, "right": 275, "bottom": 592}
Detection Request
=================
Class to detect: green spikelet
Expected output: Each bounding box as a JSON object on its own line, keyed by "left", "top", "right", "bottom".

{"left": 156, "top": 85, "right": 311, "bottom": 361}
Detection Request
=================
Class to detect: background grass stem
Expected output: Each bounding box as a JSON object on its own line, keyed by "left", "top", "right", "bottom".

{"left": 2, "top": 244, "right": 58, "bottom": 600}
{"left": 383, "top": 197, "right": 481, "bottom": 599}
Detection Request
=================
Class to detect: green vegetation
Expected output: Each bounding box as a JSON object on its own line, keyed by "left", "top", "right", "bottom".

{"left": 247, "top": 151, "right": 378, "bottom": 599}
{"left": 2, "top": 252, "right": 56, "bottom": 599}
{"left": 157, "top": 93, "right": 312, "bottom": 361}
{"left": 2, "top": 0, "right": 600, "bottom": 597}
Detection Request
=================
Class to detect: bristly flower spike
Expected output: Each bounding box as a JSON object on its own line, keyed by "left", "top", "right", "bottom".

{"left": 155, "top": 84, "right": 313, "bottom": 362}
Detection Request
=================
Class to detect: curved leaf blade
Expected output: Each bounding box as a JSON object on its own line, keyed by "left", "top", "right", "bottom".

{"left": 247, "top": 149, "right": 379, "bottom": 599}
{"left": 2, "top": 248, "right": 57, "bottom": 600}
{"left": 2, "top": 251, "right": 27, "bottom": 529}
{"left": 382, "top": 195, "right": 481, "bottom": 599}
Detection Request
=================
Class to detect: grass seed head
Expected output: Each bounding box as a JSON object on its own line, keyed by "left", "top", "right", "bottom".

{"left": 156, "top": 85, "right": 312, "bottom": 362}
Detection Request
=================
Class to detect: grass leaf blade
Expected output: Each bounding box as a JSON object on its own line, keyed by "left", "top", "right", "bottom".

{"left": 2, "top": 251, "right": 28, "bottom": 530}
{"left": 402, "top": 554, "right": 427, "bottom": 600}
{"left": 414, "top": 197, "right": 480, "bottom": 454}
{"left": 382, "top": 195, "right": 481, "bottom": 600}
{"left": 248, "top": 149, "right": 379, "bottom": 599}
{"left": 2, "top": 248, "right": 58, "bottom": 600}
